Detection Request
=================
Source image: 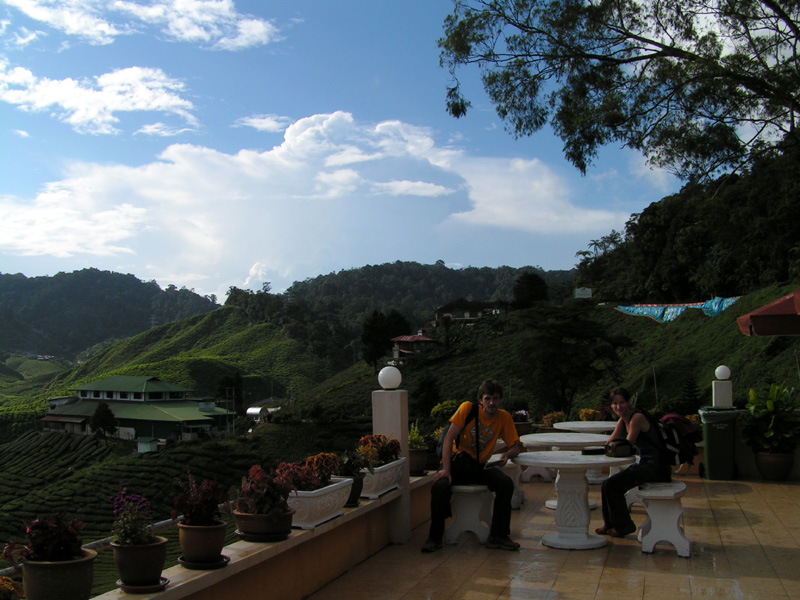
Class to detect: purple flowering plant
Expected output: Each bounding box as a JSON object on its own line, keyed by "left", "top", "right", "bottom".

{"left": 110, "top": 484, "right": 157, "bottom": 545}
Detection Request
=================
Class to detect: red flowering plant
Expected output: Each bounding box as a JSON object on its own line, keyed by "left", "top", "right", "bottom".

{"left": 305, "top": 452, "right": 339, "bottom": 487}
{"left": 2, "top": 512, "right": 85, "bottom": 570}
{"left": 110, "top": 484, "right": 157, "bottom": 545}
{"left": 275, "top": 462, "right": 321, "bottom": 491}
{"left": 357, "top": 434, "right": 401, "bottom": 468}
{"left": 172, "top": 473, "right": 225, "bottom": 526}
{"left": 232, "top": 465, "right": 295, "bottom": 520}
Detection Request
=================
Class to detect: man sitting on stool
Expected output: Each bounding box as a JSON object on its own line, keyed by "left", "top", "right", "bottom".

{"left": 422, "top": 379, "right": 524, "bottom": 552}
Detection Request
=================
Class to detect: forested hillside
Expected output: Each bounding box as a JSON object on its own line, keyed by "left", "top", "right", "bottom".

{"left": 287, "top": 283, "right": 800, "bottom": 429}
{"left": 0, "top": 269, "right": 218, "bottom": 359}
{"left": 285, "top": 261, "right": 574, "bottom": 333}
{"left": 576, "top": 146, "right": 800, "bottom": 303}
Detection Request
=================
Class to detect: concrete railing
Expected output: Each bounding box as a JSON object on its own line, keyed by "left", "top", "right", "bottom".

{"left": 91, "top": 475, "right": 434, "bottom": 600}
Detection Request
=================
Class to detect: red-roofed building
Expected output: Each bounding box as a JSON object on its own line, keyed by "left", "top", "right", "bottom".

{"left": 391, "top": 331, "right": 439, "bottom": 355}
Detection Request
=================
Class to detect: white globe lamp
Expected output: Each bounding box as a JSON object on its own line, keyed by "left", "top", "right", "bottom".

{"left": 715, "top": 365, "right": 731, "bottom": 380}
{"left": 378, "top": 366, "right": 402, "bottom": 390}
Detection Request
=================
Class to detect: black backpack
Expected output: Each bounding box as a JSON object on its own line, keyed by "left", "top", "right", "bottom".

{"left": 644, "top": 410, "right": 702, "bottom": 466}
{"left": 436, "top": 402, "right": 480, "bottom": 460}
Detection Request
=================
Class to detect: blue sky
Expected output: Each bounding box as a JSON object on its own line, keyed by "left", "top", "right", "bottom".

{"left": 0, "top": 1, "right": 680, "bottom": 300}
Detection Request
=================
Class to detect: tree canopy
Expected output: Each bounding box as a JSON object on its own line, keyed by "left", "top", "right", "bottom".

{"left": 89, "top": 401, "right": 117, "bottom": 447}
{"left": 439, "top": 0, "right": 800, "bottom": 180}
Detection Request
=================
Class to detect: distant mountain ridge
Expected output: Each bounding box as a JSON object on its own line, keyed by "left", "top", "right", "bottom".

{"left": 0, "top": 268, "right": 218, "bottom": 360}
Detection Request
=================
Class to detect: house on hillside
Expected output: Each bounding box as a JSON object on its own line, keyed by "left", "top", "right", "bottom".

{"left": 434, "top": 298, "right": 509, "bottom": 323}
{"left": 391, "top": 332, "right": 439, "bottom": 356}
{"left": 42, "top": 375, "right": 234, "bottom": 445}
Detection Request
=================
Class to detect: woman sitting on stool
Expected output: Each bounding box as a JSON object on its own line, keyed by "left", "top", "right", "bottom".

{"left": 596, "top": 386, "right": 671, "bottom": 538}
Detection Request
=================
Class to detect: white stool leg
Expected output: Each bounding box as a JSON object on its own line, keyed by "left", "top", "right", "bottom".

{"left": 640, "top": 499, "right": 690, "bottom": 558}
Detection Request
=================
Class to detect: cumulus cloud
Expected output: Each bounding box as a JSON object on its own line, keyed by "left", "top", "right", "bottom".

{"left": 3, "top": 0, "right": 281, "bottom": 49}
{"left": 0, "top": 111, "right": 627, "bottom": 295}
{"left": 0, "top": 61, "right": 196, "bottom": 134}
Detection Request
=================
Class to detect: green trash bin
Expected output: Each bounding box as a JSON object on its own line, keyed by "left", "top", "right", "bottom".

{"left": 699, "top": 406, "right": 738, "bottom": 480}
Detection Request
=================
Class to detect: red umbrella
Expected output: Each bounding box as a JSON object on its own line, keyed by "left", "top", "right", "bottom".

{"left": 737, "top": 286, "right": 800, "bottom": 336}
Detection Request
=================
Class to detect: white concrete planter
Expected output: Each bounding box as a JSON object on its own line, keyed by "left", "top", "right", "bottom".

{"left": 288, "top": 477, "right": 353, "bottom": 529}
{"left": 360, "top": 457, "right": 406, "bottom": 499}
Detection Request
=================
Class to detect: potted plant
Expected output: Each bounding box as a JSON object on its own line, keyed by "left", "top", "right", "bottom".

{"left": 357, "top": 434, "right": 406, "bottom": 499}
{"left": 230, "top": 465, "right": 295, "bottom": 542}
{"left": 512, "top": 409, "right": 533, "bottom": 435}
{"left": 541, "top": 411, "right": 566, "bottom": 430}
{"left": 109, "top": 484, "right": 168, "bottom": 591}
{"left": 276, "top": 454, "right": 353, "bottom": 529}
{"left": 172, "top": 473, "right": 227, "bottom": 567}
{"left": 408, "top": 421, "right": 428, "bottom": 475}
{"left": 742, "top": 383, "right": 800, "bottom": 481}
{"left": 2, "top": 512, "right": 97, "bottom": 600}
{"left": 0, "top": 576, "right": 23, "bottom": 600}
{"left": 337, "top": 449, "right": 373, "bottom": 507}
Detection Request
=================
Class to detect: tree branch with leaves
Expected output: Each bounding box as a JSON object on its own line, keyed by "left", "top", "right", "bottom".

{"left": 439, "top": 0, "right": 800, "bottom": 181}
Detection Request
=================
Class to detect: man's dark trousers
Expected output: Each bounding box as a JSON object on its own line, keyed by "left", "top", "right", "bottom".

{"left": 428, "top": 454, "right": 514, "bottom": 542}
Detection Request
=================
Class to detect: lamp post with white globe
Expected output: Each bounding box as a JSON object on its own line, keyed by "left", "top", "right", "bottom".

{"left": 372, "top": 365, "right": 410, "bottom": 543}
{"left": 713, "top": 365, "right": 732, "bottom": 407}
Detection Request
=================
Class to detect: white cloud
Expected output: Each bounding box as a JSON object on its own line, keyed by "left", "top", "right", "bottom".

{"left": 135, "top": 122, "right": 193, "bottom": 136}
{"left": 372, "top": 180, "right": 451, "bottom": 197}
{"left": 628, "top": 153, "right": 676, "bottom": 193}
{"left": 13, "top": 26, "right": 44, "bottom": 46}
{"left": 0, "top": 112, "right": 630, "bottom": 296}
{"left": 2, "top": 0, "right": 124, "bottom": 44}
{"left": 113, "top": 0, "right": 279, "bottom": 49}
{"left": 2, "top": 0, "right": 279, "bottom": 49}
{"left": 447, "top": 157, "right": 627, "bottom": 233}
{"left": 0, "top": 61, "right": 196, "bottom": 134}
{"left": 235, "top": 113, "right": 291, "bottom": 133}
{"left": 13, "top": 128, "right": 29, "bottom": 137}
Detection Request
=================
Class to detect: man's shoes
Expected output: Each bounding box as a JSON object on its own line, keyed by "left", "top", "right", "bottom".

{"left": 421, "top": 538, "right": 443, "bottom": 553}
{"left": 486, "top": 535, "right": 520, "bottom": 550}
{"left": 595, "top": 525, "right": 610, "bottom": 535}
{"left": 608, "top": 523, "right": 637, "bottom": 538}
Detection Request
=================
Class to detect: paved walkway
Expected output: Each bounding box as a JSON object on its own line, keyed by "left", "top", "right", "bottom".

{"left": 308, "top": 473, "right": 800, "bottom": 599}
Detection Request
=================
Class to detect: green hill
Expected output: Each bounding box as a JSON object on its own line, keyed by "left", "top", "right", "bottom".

{"left": 288, "top": 283, "right": 800, "bottom": 426}
{"left": 47, "top": 306, "right": 331, "bottom": 400}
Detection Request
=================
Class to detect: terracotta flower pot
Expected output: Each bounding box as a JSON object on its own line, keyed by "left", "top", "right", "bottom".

{"left": 754, "top": 451, "right": 795, "bottom": 481}
{"left": 22, "top": 548, "right": 97, "bottom": 600}
{"left": 408, "top": 448, "right": 428, "bottom": 475}
{"left": 111, "top": 536, "right": 168, "bottom": 587}
{"left": 177, "top": 520, "right": 227, "bottom": 564}
{"left": 514, "top": 421, "right": 534, "bottom": 436}
{"left": 343, "top": 475, "right": 364, "bottom": 507}
{"left": 233, "top": 510, "right": 293, "bottom": 542}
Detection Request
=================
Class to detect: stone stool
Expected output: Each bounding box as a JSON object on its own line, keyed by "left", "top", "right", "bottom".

{"left": 626, "top": 487, "right": 643, "bottom": 510}
{"left": 634, "top": 481, "right": 690, "bottom": 558}
{"left": 445, "top": 484, "right": 494, "bottom": 544}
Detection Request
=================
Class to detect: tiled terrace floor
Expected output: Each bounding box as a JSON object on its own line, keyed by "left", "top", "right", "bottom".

{"left": 308, "top": 473, "right": 800, "bottom": 600}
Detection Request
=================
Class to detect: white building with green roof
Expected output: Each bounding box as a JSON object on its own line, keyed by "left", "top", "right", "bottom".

{"left": 42, "top": 375, "right": 234, "bottom": 443}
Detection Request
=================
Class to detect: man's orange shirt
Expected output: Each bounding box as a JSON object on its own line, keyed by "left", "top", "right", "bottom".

{"left": 449, "top": 401, "right": 519, "bottom": 464}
